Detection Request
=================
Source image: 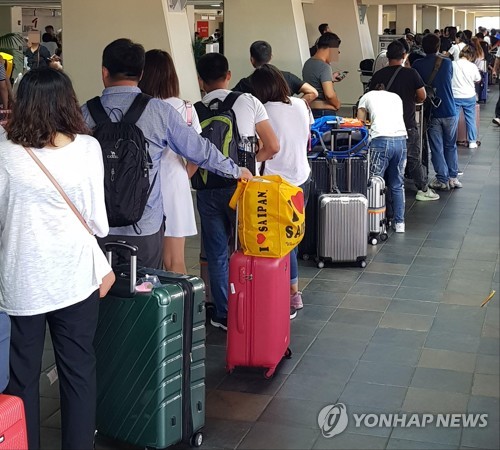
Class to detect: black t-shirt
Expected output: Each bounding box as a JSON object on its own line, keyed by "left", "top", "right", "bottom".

{"left": 439, "top": 36, "right": 452, "bottom": 53}
{"left": 233, "top": 70, "right": 304, "bottom": 96}
{"left": 24, "top": 45, "right": 51, "bottom": 69}
{"left": 369, "top": 65, "right": 425, "bottom": 129}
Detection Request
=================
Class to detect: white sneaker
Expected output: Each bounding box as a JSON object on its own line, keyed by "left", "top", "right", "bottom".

{"left": 449, "top": 177, "right": 463, "bottom": 189}
{"left": 469, "top": 142, "right": 478, "bottom": 149}
{"left": 394, "top": 223, "right": 405, "bottom": 233}
{"left": 429, "top": 178, "right": 450, "bottom": 191}
{"left": 416, "top": 188, "right": 440, "bottom": 201}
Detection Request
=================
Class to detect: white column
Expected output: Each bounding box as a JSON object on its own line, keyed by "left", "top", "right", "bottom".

{"left": 0, "top": 6, "right": 22, "bottom": 34}
{"left": 455, "top": 10, "right": 466, "bottom": 31}
{"left": 367, "top": 5, "right": 383, "bottom": 56}
{"left": 61, "top": 0, "right": 201, "bottom": 103}
{"left": 186, "top": 4, "right": 195, "bottom": 40}
{"left": 224, "top": 0, "right": 309, "bottom": 88}
{"left": 396, "top": 4, "right": 417, "bottom": 34}
{"left": 416, "top": 7, "right": 423, "bottom": 33}
{"left": 303, "top": 0, "right": 374, "bottom": 104}
{"left": 422, "top": 5, "right": 440, "bottom": 33}
{"left": 440, "top": 8, "right": 455, "bottom": 28}
{"left": 467, "top": 13, "right": 476, "bottom": 32}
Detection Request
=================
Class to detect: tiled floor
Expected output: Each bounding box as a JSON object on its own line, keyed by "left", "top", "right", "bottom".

{"left": 40, "top": 94, "right": 499, "bottom": 450}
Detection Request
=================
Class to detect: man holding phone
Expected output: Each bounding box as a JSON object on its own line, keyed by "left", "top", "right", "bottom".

{"left": 302, "top": 32, "right": 344, "bottom": 118}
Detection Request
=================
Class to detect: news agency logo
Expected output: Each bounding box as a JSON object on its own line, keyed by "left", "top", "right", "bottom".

{"left": 317, "top": 403, "right": 348, "bottom": 438}
{"left": 318, "top": 404, "right": 489, "bottom": 439}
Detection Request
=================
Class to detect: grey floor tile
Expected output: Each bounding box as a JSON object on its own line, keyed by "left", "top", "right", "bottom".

{"left": 294, "top": 305, "right": 335, "bottom": 322}
{"left": 41, "top": 427, "right": 61, "bottom": 450}
{"left": 350, "top": 361, "right": 415, "bottom": 387}
{"left": 459, "top": 250, "right": 498, "bottom": 262}
{"left": 290, "top": 318, "right": 327, "bottom": 337}
{"left": 313, "top": 432, "right": 388, "bottom": 449}
{"left": 305, "top": 280, "right": 354, "bottom": 293}
{"left": 418, "top": 348, "right": 477, "bottom": 373}
{"left": 358, "top": 272, "right": 403, "bottom": 286}
{"left": 472, "top": 373, "right": 500, "bottom": 398}
{"left": 432, "top": 305, "right": 486, "bottom": 337}
{"left": 349, "top": 283, "right": 399, "bottom": 298}
{"left": 478, "top": 337, "right": 500, "bottom": 355}
{"left": 424, "top": 330, "right": 481, "bottom": 354}
{"left": 205, "top": 390, "right": 272, "bottom": 422}
{"left": 461, "top": 422, "right": 500, "bottom": 449}
{"left": 370, "top": 328, "right": 427, "bottom": 348}
{"left": 447, "top": 278, "right": 493, "bottom": 297}
{"left": 387, "top": 438, "right": 458, "bottom": 449}
{"left": 288, "top": 334, "right": 317, "bottom": 354}
{"left": 340, "top": 404, "right": 395, "bottom": 437}
{"left": 476, "top": 354, "right": 500, "bottom": 375}
{"left": 387, "top": 299, "right": 438, "bottom": 316}
{"left": 390, "top": 425, "right": 462, "bottom": 447}
{"left": 276, "top": 373, "right": 345, "bottom": 403}
{"left": 314, "top": 269, "right": 361, "bottom": 282}
{"left": 217, "top": 373, "right": 287, "bottom": 396}
{"left": 373, "top": 253, "right": 416, "bottom": 265}
{"left": 468, "top": 395, "right": 500, "bottom": 422}
{"left": 257, "top": 397, "right": 329, "bottom": 429}
{"left": 41, "top": 410, "right": 61, "bottom": 429}
{"left": 441, "top": 290, "right": 486, "bottom": 307}
{"left": 362, "top": 342, "right": 422, "bottom": 366}
{"left": 402, "top": 387, "right": 469, "bottom": 413}
{"left": 339, "top": 381, "right": 407, "bottom": 410}
{"left": 379, "top": 312, "right": 434, "bottom": 332}
{"left": 293, "top": 354, "right": 358, "bottom": 383}
{"left": 307, "top": 337, "right": 368, "bottom": 360}
{"left": 394, "top": 286, "right": 443, "bottom": 302}
{"left": 400, "top": 275, "right": 449, "bottom": 290}
{"left": 193, "top": 418, "right": 252, "bottom": 450}
{"left": 238, "top": 422, "right": 319, "bottom": 450}
{"left": 317, "top": 321, "right": 377, "bottom": 341}
{"left": 406, "top": 265, "right": 453, "bottom": 279}
{"left": 330, "top": 308, "right": 383, "bottom": 327}
{"left": 418, "top": 247, "right": 459, "bottom": 260}
{"left": 301, "top": 290, "right": 346, "bottom": 307}
{"left": 410, "top": 367, "right": 473, "bottom": 393}
{"left": 423, "top": 239, "right": 463, "bottom": 250}
{"left": 413, "top": 256, "right": 456, "bottom": 268}
{"left": 365, "top": 262, "right": 410, "bottom": 275}
{"left": 340, "top": 294, "right": 391, "bottom": 312}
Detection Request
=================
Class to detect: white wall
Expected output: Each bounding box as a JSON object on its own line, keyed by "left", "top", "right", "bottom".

{"left": 21, "top": 8, "right": 62, "bottom": 36}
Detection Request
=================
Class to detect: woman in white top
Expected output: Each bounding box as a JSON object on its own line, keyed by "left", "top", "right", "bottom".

{"left": 452, "top": 45, "right": 482, "bottom": 148}
{"left": 139, "top": 50, "right": 200, "bottom": 274}
{"left": 449, "top": 31, "right": 468, "bottom": 62}
{"left": 0, "top": 68, "right": 111, "bottom": 449}
{"left": 250, "top": 64, "right": 313, "bottom": 315}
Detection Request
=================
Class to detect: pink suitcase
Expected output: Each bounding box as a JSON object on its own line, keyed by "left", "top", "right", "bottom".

{"left": 0, "top": 395, "right": 28, "bottom": 450}
{"left": 226, "top": 251, "right": 291, "bottom": 378}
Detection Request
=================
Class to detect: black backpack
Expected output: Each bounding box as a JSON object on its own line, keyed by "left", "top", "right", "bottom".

{"left": 191, "top": 92, "right": 243, "bottom": 190}
{"left": 86, "top": 94, "right": 155, "bottom": 230}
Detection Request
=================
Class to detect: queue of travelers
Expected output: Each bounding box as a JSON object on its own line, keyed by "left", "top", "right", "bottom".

{"left": 0, "top": 24, "right": 498, "bottom": 448}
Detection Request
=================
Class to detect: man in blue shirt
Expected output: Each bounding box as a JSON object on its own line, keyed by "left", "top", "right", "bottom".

{"left": 413, "top": 33, "right": 461, "bottom": 190}
{"left": 82, "top": 38, "right": 252, "bottom": 268}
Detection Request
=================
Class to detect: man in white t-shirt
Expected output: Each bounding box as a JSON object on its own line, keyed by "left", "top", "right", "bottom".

{"left": 195, "top": 53, "right": 280, "bottom": 330}
{"left": 357, "top": 85, "right": 408, "bottom": 233}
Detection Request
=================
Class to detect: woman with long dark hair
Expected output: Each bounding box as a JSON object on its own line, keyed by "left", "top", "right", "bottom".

{"left": 139, "top": 49, "right": 200, "bottom": 273}
{"left": 0, "top": 68, "right": 111, "bottom": 450}
{"left": 250, "top": 64, "right": 312, "bottom": 318}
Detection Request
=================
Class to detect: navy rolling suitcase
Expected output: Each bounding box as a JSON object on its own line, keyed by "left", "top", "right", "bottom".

{"left": 478, "top": 71, "right": 488, "bottom": 103}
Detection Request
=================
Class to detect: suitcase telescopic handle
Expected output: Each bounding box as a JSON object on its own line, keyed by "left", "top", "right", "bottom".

{"left": 105, "top": 241, "right": 138, "bottom": 295}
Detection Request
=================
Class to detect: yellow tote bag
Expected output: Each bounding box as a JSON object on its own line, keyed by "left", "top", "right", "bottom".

{"left": 229, "top": 175, "right": 305, "bottom": 258}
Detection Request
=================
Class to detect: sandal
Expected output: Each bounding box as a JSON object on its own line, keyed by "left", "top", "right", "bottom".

{"left": 457, "top": 141, "right": 468, "bottom": 147}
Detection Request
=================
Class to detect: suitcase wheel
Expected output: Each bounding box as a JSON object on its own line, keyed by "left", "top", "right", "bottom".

{"left": 317, "top": 261, "right": 325, "bottom": 269}
{"left": 370, "top": 237, "right": 378, "bottom": 246}
{"left": 284, "top": 347, "right": 292, "bottom": 359}
{"left": 360, "top": 260, "right": 367, "bottom": 268}
{"left": 190, "top": 432, "right": 203, "bottom": 448}
{"left": 302, "top": 253, "right": 310, "bottom": 261}
{"left": 264, "top": 367, "right": 276, "bottom": 379}
{"left": 380, "top": 233, "right": 388, "bottom": 242}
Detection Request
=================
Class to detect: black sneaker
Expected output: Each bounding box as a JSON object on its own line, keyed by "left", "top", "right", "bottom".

{"left": 290, "top": 307, "right": 298, "bottom": 320}
{"left": 210, "top": 316, "right": 227, "bottom": 331}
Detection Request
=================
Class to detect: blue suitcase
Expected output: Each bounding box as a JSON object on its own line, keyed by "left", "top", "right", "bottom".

{"left": 478, "top": 71, "right": 488, "bottom": 103}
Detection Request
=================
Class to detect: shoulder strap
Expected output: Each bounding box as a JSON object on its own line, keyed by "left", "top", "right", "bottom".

{"left": 427, "top": 56, "right": 443, "bottom": 86}
{"left": 86, "top": 96, "right": 112, "bottom": 125}
{"left": 385, "top": 65, "right": 403, "bottom": 91}
{"left": 123, "top": 93, "right": 152, "bottom": 124}
{"left": 220, "top": 91, "right": 243, "bottom": 111}
{"left": 184, "top": 100, "right": 193, "bottom": 126}
{"left": 23, "top": 146, "right": 93, "bottom": 235}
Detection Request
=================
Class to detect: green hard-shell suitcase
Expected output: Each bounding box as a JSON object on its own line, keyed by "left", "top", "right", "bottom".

{"left": 94, "top": 242, "right": 205, "bottom": 448}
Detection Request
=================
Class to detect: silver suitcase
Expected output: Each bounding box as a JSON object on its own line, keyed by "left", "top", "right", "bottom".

{"left": 367, "top": 175, "right": 388, "bottom": 245}
{"left": 317, "top": 193, "right": 368, "bottom": 268}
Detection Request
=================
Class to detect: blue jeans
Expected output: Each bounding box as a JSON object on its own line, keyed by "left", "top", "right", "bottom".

{"left": 370, "top": 137, "right": 407, "bottom": 224}
{"left": 290, "top": 179, "right": 311, "bottom": 285}
{"left": 427, "top": 115, "right": 459, "bottom": 183}
{"left": 455, "top": 96, "right": 477, "bottom": 143}
{"left": 196, "top": 187, "right": 236, "bottom": 319}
